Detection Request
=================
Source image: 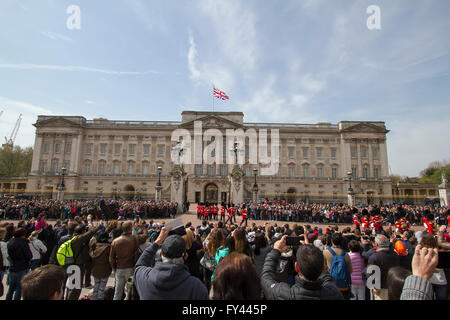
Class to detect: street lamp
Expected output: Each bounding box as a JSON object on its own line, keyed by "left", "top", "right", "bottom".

{"left": 58, "top": 167, "right": 67, "bottom": 200}
{"left": 252, "top": 168, "right": 259, "bottom": 203}
{"left": 347, "top": 171, "right": 355, "bottom": 206}
{"left": 347, "top": 171, "right": 353, "bottom": 192}
{"left": 156, "top": 166, "right": 163, "bottom": 201}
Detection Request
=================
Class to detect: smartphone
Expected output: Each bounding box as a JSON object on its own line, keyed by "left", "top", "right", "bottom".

{"left": 286, "top": 236, "right": 303, "bottom": 246}
{"left": 437, "top": 251, "right": 450, "bottom": 269}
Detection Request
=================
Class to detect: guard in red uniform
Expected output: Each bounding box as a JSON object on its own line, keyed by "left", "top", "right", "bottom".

{"left": 226, "top": 206, "right": 236, "bottom": 224}
{"left": 197, "top": 205, "right": 202, "bottom": 220}
{"left": 395, "top": 217, "right": 410, "bottom": 233}
{"left": 219, "top": 206, "right": 226, "bottom": 222}
{"left": 370, "top": 215, "right": 382, "bottom": 231}
{"left": 423, "top": 216, "right": 436, "bottom": 235}
{"left": 240, "top": 207, "right": 248, "bottom": 227}
{"left": 361, "top": 215, "right": 371, "bottom": 231}
{"left": 213, "top": 205, "right": 218, "bottom": 220}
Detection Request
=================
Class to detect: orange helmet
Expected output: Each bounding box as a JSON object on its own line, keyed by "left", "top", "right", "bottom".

{"left": 394, "top": 240, "right": 408, "bottom": 256}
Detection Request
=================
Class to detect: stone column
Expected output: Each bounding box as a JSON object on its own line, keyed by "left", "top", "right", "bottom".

{"left": 339, "top": 137, "right": 351, "bottom": 178}
{"left": 357, "top": 141, "right": 362, "bottom": 178}
{"left": 379, "top": 139, "right": 389, "bottom": 178}
{"left": 70, "top": 134, "right": 81, "bottom": 175}
{"left": 30, "top": 133, "right": 43, "bottom": 175}
{"left": 368, "top": 143, "right": 374, "bottom": 178}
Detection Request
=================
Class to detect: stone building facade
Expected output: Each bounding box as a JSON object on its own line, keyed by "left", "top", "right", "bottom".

{"left": 26, "top": 111, "right": 393, "bottom": 204}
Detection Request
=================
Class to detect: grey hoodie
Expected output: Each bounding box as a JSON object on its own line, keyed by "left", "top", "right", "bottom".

{"left": 134, "top": 242, "right": 209, "bottom": 300}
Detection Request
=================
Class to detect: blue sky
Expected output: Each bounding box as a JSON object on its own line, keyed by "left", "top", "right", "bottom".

{"left": 0, "top": 0, "right": 449, "bottom": 177}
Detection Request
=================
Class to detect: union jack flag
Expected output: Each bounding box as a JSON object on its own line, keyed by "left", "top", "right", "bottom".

{"left": 213, "top": 87, "right": 229, "bottom": 100}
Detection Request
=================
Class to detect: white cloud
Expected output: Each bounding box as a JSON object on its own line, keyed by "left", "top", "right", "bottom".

{"left": 186, "top": 31, "right": 235, "bottom": 91}
{"left": 187, "top": 31, "right": 201, "bottom": 80}
{"left": 196, "top": 0, "right": 258, "bottom": 71}
{"left": 40, "top": 31, "right": 73, "bottom": 42}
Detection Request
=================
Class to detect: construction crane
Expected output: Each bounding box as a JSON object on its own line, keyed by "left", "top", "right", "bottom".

{"left": 3, "top": 113, "right": 22, "bottom": 148}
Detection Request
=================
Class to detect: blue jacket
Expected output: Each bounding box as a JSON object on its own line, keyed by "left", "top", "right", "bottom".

{"left": 134, "top": 242, "right": 209, "bottom": 300}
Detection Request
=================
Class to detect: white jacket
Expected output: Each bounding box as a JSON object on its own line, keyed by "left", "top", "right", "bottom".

{"left": 0, "top": 241, "right": 8, "bottom": 267}
{"left": 29, "top": 238, "right": 47, "bottom": 260}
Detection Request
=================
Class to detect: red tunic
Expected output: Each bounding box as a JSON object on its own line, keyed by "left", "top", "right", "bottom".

{"left": 241, "top": 209, "right": 247, "bottom": 219}
{"left": 220, "top": 207, "right": 225, "bottom": 215}
{"left": 423, "top": 217, "right": 435, "bottom": 235}
{"left": 361, "top": 216, "right": 370, "bottom": 230}
{"left": 353, "top": 215, "right": 360, "bottom": 227}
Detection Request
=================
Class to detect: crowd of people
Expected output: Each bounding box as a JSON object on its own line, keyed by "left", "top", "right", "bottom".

{"left": 0, "top": 198, "right": 179, "bottom": 221}
{"left": 197, "top": 200, "right": 450, "bottom": 229}
{"left": 0, "top": 201, "right": 449, "bottom": 300}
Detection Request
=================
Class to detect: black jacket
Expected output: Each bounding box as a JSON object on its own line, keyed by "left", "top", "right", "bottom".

{"left": 7, "top": 237, "right": 32, "bottom": 272}
{"left": 368, "top": 248, "right": 400, "bottom": 289}
{"left": 134, "top": 242, "right": 209, "bottom": 300}
{"left": 261, "top": 249, "right": 343, "bottom": 300}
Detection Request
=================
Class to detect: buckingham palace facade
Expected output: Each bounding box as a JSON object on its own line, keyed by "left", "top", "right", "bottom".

{"left": 26, "top": 111, "right": 393, "bottom": 205}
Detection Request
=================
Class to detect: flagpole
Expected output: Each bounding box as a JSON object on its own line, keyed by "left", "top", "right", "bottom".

{"left": 212, "top": 84, "right": 215, "bottom": 112}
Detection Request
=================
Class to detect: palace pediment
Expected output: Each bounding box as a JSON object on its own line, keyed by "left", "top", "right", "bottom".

{"left": 340, "top": 122, "right": 388, "bottom": 133}
{"left": 34, "top": 116, "right": 83, "bottom": 128}
{"left": 178, "top": 114, "right": 244, "bottom": 130}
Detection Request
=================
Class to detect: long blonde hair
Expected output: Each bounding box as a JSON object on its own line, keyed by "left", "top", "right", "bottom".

{"left": 28, "top": 230, "right": 39, "bottom": 242}
{"left": 182, "top": 228, "right": 194, "bottom": 250}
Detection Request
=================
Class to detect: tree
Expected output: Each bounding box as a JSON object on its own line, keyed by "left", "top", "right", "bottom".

{"left": 0, "top": 146, "right": 33, "bottom": 177}
{"left": 418, "top": 160, "right": 450, "bottom": 184}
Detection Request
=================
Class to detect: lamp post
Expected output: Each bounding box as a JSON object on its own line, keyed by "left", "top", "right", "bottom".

{"left": 156, "top": 166, "right": 162, "bottom": 201}
{"left": 57, "top": 167, "right": 66, "bottom": 201}
{"left": 252, "top": 168, "right": 259, "bottom": 203}
{"left": 347, "top": 171, "right": 355, "bottom": 206}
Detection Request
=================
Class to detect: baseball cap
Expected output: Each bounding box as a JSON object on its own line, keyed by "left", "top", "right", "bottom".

{"left": 161, "top": 235, "right": 186, "bottom": 259}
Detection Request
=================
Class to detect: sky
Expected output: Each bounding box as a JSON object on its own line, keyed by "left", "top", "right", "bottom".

{"left": 0, "top": 0, "right": 449, "bottom": 177}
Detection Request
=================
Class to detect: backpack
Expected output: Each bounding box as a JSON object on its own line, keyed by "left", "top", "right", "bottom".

{"left": 328, "top": 247, "right": 351, "bottom": 289}
{"left": 56, "top": 236, "right": 77, "bottom": 266}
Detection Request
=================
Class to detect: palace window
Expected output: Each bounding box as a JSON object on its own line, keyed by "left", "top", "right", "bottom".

{"left": 195, "top": 164, "right": 203, "bottom": 175}
{"left": 289, "top": 167, "right": 295, "bottom": 177}
{"left": 363, "top": 167, "right": 368, "bottom": 178}
{"left": 143, "top": 145, "right": 150, "bottom": 155}
{"left": 113, "top": 163, "right": 120, "bottom": 174}
{"left": 98, "top": 162, "right": 105, "bottom": 175}
{"left": 317, "top": 167, "right": 323, "bottom": 177}
{"left": 129, "top": 145, "right": 135, "bottom": 156}
{"left": 332, "top": 167, "right": 337, "bottom": 179}
{"left": 288, "top": 148, "right": 295, "bottom": 158}
{"left": 331, "top": 148, "right": 336, "bottom": 159}
{"left": 303, "top": 148, "right": 309, "bottom": 158}
{"left": 100, "top": 144, "right": 107, "bottom": 155}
